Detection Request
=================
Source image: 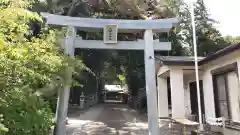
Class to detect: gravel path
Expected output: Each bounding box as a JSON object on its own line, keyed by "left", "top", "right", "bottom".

{"left": 66, "top": 104, "right": 148, "bottom": 135}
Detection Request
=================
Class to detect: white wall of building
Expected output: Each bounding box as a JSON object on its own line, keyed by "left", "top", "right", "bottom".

{"left": 201, "top": 51, "right": 240, "bottom": 120}
{"left": 184, "top": 83, "right": 191, "bottom": 117}
{"left": 202, "top": 69, "right": 216, "bottom": 118}
{"left": 157, "top": 65, "right": 202, "bottom": 119}
{"left": 157, "top": 77, "right": 169, "bottom": 117}
{"left": 157, "top": 51, "right": 240, "bottom": 122}
{"left": 227, "top": 72, "right": 240, "bottom": 121}
{"left": 169, "top": 67, "right": 186, "bottom": 118}
{"left": 237, "top": 56, "right": 240, "bottom": 86}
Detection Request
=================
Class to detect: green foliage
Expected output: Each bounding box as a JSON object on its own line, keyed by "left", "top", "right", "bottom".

{"left": 0, "top": 114, "right": 9, "bottom": 133}
{"left": 117, "top": 74, "right": 125, "bottom": 82}
{"left": 0, "top": 0, "right": 88, "bottom": 134}
{"left": 172, "top": 0, "right": 227, "bottom": 56}
{"left": 224, "top": 36, "right": 240, "bottom": 44}
{"left": 0, "top": 87, "right": 53, "bottom": 135}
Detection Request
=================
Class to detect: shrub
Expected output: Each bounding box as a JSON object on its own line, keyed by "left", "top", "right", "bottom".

{"left": 0, "top": 0, "right": 87, "bottom": 134}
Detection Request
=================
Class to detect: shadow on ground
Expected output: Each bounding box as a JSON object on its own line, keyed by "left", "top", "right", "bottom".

{"left": 66, "top": 104, "right": 148, "bottom": 135}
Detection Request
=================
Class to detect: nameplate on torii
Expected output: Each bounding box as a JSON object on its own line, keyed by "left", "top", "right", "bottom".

{"left": 104, "top": 24, "right": 118, "bottom": 44}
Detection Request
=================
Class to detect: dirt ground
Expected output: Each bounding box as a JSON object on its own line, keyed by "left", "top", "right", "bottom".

{"left": 66, "top": 104, "right": 148, "bottom": 135}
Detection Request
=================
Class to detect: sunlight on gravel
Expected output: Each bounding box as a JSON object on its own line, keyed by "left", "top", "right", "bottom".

{"left": 66, "top": 104, "right": 149, "bottom": 135}
{"left": 67, "top": 119, "right": 91, "bottom": 125}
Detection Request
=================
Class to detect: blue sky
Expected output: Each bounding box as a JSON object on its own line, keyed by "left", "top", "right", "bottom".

{"left": 204, "top": 0, "right": 240, "bottom": 36}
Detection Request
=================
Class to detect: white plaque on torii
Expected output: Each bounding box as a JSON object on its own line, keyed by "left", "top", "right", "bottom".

{"left": 104, "top": 24, "right": 118, "bottom": 44}
{"left": 41, "top": 12, "right": 179, "bottom": 135}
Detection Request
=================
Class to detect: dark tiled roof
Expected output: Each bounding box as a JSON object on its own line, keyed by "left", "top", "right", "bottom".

{"left": 155, "top": 56, "right": 205, "bottom": 65}
{"left": 199, "top": 43, "right": 240, "bottom": 65}
{"left": 156, "top": 43, "right": 240, "bottom": 66}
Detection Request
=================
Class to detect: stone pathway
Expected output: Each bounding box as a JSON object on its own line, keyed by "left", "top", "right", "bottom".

{"left": 66, "top": 104, "right": 104, "bottom": 135}
{"left": 66, "top": 104, "right": 148, "bottom": 135}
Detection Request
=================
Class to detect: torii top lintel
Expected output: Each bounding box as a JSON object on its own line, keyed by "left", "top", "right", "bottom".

{"left": 41, "top": 13, "right": 179, "bottom": 33}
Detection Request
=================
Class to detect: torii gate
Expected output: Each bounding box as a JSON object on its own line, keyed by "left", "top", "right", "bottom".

{"left": 41, "top": 13, "right": 178, "bottom": 135}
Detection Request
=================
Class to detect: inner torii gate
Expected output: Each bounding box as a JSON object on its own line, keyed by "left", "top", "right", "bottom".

{"left": 41, "top": 13, "right": 178, "bottom": 135}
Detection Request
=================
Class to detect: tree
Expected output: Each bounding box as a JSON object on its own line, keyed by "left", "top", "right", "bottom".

{"left": 176, "top": 0, "right": 227, "bottom": 56}
{"left": 0, "top": 0, "right": 88, "bottom": 134}
{"left": 224, "top": 36, "right": 240, "bottom": 44}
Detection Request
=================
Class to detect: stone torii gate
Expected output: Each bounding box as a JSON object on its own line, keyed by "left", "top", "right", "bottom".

{"left": 41, "top": 13, "right": 178, "bottom": 135}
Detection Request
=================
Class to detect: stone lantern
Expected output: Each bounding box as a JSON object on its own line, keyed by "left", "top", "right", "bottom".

{"left": 80, "top": 92, "right": 85, "bottom": 109}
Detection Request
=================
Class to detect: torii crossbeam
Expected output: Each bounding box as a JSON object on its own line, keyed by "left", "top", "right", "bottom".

{"left": 41, "top": 12, "right": 179, "bottom": 135}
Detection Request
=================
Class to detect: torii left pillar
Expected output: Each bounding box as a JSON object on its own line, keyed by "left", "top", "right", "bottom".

{"left": 55, "top": 27, "right": 76, "bottom": 135}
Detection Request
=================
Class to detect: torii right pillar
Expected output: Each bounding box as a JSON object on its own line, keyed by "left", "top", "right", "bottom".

{"left": 144, "top": 26, "right": 160, "bottom": 135}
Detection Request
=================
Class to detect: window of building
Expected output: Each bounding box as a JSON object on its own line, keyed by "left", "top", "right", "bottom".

{"left": 212, "top": 63, "right": 240, "bottom": 121}
{"left": 213, "top": 74, "right": 231, "bottom": 119}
